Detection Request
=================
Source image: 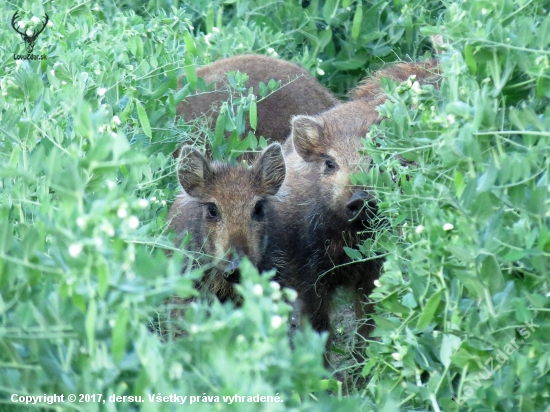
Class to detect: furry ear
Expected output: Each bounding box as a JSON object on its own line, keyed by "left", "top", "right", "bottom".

{"left": 252, "top": 143, "right": 286, "bottom": 196}
{"left": 291, "top": 115, "right": 326, "bottom": 162}
{"left": 177, "top": 146, "right": 212, "bottom": 198}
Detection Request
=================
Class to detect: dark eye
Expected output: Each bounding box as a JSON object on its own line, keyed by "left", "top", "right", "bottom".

{"left": 205, "top": 203, "right": 219, "bottom": 220}
{"left": 252, "top": 200, "right": 265, "bottom": 220}
{"left": 324, "top": 158, "right": 337, "bottom": 172}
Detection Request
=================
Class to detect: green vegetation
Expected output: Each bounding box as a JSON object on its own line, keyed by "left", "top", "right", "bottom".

{"left": 1, "top": 0, "right": 548, "bottom": 411}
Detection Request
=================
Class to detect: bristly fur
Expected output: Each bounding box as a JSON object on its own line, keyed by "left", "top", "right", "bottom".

{"left": 260, "top": 61, "right": 441, "bottom": 350}
{"left": 350, "top": 60, "right": 440, "bottom": 101}
{"left": 168, "top": 144, "right": 285, "bottom": 302}
{"left": 174, "top": 54, "right": 340, "bottom": 158}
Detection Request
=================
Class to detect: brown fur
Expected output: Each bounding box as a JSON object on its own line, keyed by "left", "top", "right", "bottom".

{"left": 176, "top": 54, "right": 339, "bottom": 150}
{"left": 260, "top": 61, "right": 441, "bottom": 353}
{"left": 350, "top": 60, "right": 440, "bottom": 101}
{"left": 168, "top": 143, "right": 286, "bottom": 301}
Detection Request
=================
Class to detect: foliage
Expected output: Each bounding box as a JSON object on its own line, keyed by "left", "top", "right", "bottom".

{"left": 1, "top": 0, "right": 548, "bottom": 411}
{"left": 355, "top": 0, "right": 550, "bottom": 410}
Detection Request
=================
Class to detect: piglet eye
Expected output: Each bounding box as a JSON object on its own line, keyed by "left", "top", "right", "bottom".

{"left": 205, "top": 203, "right": 219, "bottom": 220}
{"left": 252, "top": 201, "right": 265, "bottom": 220}
{"left": 324, "top": 158, "right": 337, "bottom": 172}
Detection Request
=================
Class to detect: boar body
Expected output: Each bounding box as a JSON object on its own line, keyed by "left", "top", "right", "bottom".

{"left": 177, "top": 54, "right": 339, "bottom": 144}
{"left": 261, "top": 60, "right": 440, "bottom": 342}
{"left": 168, "top": 143, "right": 285, "bottom": 301}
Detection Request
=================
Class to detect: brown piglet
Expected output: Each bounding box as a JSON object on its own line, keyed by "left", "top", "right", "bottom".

{"left": 168, "top": 143, "right": 286, "bottom": 301}
{"left": 261, "top": 60, "right": 440, "bottom": 353}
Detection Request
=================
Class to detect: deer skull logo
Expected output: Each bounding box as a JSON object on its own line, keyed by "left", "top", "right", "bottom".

{"left": 11, "top": 11, "right": 49, "bottom": 54}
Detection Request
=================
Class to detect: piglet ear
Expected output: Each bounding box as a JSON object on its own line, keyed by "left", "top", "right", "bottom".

{"left": 291, "top": 115, "right": 326, "bottom": 162}
{"left": 177, "top": 146, "right": 212, "bottom": 198}
{"left": 252, "top": 143, "right": 286, "bottom": 196}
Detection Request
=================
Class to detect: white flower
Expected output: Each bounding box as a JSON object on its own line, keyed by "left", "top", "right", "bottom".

{"left": 190, "top": 324, "right": 199, "bottom": 334}
{"left": 271, "top": 315, "right": 282, "bottom": 329}
{"left": 102, "top": 222, "right": 115, "bottom": 237}
{"left": 117, "top": 206, "right": 128, "bottom": 219}
{"left": 415, "top": 225, "right": 424, "bottom": 234}
{"left": 31, "top": 16, "right": 41, "bottom": 24}
{"left": 76, "top": 217, "right": 86, "bottom": 228}
{"left": 391, "top": 352, "right": 402, "bottom": 361}
{"left": 446, "top": 114, "right": 456, "bottom": 124}
{"left": 316, "top": 67, "right": 325, "bottom": 76}
{"left": 270, "top": 281, "right": 281, "bottom": 291}
{"left": 97, "top": 87, "right": 107, "bottom": 96}
{"left": 212, "top": 27, "right": 220, "bottom": 33}
{"left": 127, "top": 216, "right": 139, "bottom": 229}
{"left": 98, "top": 126, "right": 104, "bottom": 133}
{"left": 443, "top": 223, "right": 454, "bottom": 231}
{"left": 374, "top": 279, "right": 382, "bottom": 288}
{"left": 106, "top": 179, "right": 116, "bottom": 190}
{"left": 18, "top": 21, "right": 27, "bottom": 28}
{"left": 138, "top": 199, "right": 149, "bottom": 208}
{"left": 68, "top": 243, "right": 83, "bottom": 257}
{"left": 284, "top": 288, "right": 297, "bottom": 302}
{"left": 169, "top": 363, "right": 183, "bottom": 379}
{"left": 252, "top": 284, "right": 263, "bottom": 296}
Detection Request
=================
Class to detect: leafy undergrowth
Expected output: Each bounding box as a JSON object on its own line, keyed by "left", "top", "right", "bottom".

{"left": 1, "top": 0, "right": 549, "bottom": 411}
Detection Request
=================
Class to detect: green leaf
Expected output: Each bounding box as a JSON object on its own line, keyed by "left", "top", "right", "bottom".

{"left": 479, "top": 255, "right": 504, "bottom": 293}
{"left": 136, "top": 100, "right": 152, "bottom": 139}
{"left": 183, "top": 30, "right": 196, "bottom": 56}
{"left": 464, "top": 44, "right": 477, "bottom": 74}
{"left": 476, "top": 160, "right": 498, "bottom": 193}
{"left": 416, "top": 290, "right": 442, "bottom": 330}
{"left": 343, "top": 247, "right": 362, "bottom": 261}
{"left": 323, "top": 0, "right": 338, "bottom": 23}
{"left": 318, "top": 28, "right": 333, "bottom": 49}
{"left": 351, "top": 4, "right": 363, "bottom": 40}
{"left": 332, "top": 56, "right": 368, "bottom": 70}
{"left": 361, "top": 358, "right": 377, "bottom": 377}
{"left": 184, "top": 56, "right": 198, "bottom": 91}
{"left": 249, "top": 98, "right": 257, "bottom": 130}
{"left": 440, "top": 334, "right": 462, "bottom": 367}
{"left": 206, "top": 4, "right": 215, "bottom": 33}
{"left": 112, "top": 306, "right": 129, "bottom": 364}
{"left": 97, "top": 257, "right": 109, "bottom": 298}
{"left": 214, "top": 106, "right": 227, "bottom": 147}
{"left": 86, "top": 299, "right": 97, "bottom": 355}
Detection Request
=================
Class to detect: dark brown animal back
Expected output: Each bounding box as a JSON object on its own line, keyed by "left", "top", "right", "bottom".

{"left": 177, "top": 54, "right": 339, "bottom": 143}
